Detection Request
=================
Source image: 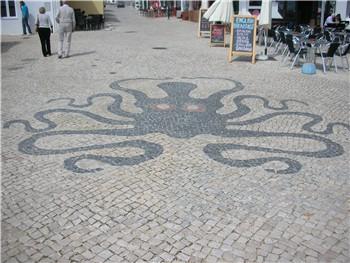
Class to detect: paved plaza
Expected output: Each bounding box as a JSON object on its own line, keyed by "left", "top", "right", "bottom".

{"left": 1, "top": 5, "right": 350, "bottom": 263}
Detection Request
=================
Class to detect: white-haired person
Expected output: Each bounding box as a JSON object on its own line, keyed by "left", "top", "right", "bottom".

{"left": 55, "top": 1, "right": 76, "bottom": 59}
{"left": 36, "top": 6, "right": 53, "bottom": 57}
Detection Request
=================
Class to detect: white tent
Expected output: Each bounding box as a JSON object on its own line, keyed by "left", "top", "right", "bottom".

{"left": 203, "top": 0, "right": 234, "bottom": 24}
{"left": 256, "top": 0, "right": 272, "bottom": 60}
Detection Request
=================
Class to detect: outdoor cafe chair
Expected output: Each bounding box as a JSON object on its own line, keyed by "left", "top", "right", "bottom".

{"left": 308, "top": 33, "right": 324, "bottom": 42}
{"left": 282, "top": 35, "right": 307, "bottom": 69}
{"left": 271, "top": 29, "right": 281, "bottom": 51}
{"left": 268, "top": 29, "right": 279, "bottom": 49}
{"left": 315, "top": 42, "right": 341, "bottom": 73}
{"left": 276, "top": 31, "right": 288, "bottom": 56}
{"left": 324, "top": 30, "right": 334, "bottom": 42}
{"left": 336, "top": 43, "right": 350, "bottom": 71}
{"left": 273, "top": 26, "right": 287, "bottom": 53}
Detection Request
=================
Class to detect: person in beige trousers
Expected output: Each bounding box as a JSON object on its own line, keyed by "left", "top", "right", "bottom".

{"left": 56, "top": 1, "right": 76, "bottom": 58}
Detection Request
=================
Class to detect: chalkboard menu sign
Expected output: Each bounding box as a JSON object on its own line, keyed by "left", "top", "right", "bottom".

{"left": 228, "top": 15, "right": 257, "bottom": 63}
{"left": 198, "top": 9, "right": 210, "bottom": 37}
{"left": 210, "top": 24, "right": 226, "bottom": 47}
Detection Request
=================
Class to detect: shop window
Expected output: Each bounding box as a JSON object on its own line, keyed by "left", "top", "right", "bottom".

{"left": 249, "top": 1, "right": 262, "bottom": 6}
{"left": 249, "top": 0, "right": 262, "bottom": 16}
{"left": 1, "top": 0, "right": 16, "bottom": 18}
{"left": 233, "top": 0, "right": 239, "bottom": 15}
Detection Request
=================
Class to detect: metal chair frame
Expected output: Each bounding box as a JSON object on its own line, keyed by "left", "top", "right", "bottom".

{"left": 336, "top": 43, "right": 350, "bottom": 71}
{"left": 282, "top": 35, "right": 307, "bottom": 69}
{"left": 316, "top": 42, "right": 341, "bottom": 73}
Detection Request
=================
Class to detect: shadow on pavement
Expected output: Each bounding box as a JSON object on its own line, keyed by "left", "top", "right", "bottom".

{"left": 6, "top": 66, "right": 24, "bottom": 71}
{"left": 1, "top": 41, "right": 20, "bottom": 53}
{"left": 70, "top": 51, "right": 96, "bottom": 58}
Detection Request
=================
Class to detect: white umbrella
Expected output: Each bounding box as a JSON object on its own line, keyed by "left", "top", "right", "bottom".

{"left": 203, "top": 0, "right": 233, "bottom": 24}
{"left": 258, "top": 0, "right": 272, "bottom": 28}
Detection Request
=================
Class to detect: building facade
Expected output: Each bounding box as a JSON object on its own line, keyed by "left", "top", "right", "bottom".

{"left": 135, "top": 0, "right": 350, "bottom": 26}
{"left": 1, "top": 0, "right": 104, "bottom": 35}
{"left": 1, "top": 0, "right": 61, "bottom": 35}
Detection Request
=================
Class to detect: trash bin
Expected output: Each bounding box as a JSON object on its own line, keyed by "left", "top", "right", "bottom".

{"left": 302, "top": 46, "right": 316, "bottom": 75}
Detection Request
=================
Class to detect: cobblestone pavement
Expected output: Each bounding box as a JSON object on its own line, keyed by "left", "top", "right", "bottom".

{"left": 2, "top": 5, "right": 350, "bottom": 263}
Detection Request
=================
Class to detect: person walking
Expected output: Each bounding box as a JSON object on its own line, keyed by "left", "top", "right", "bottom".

{"left": 324, "top": 13, "right": 335, "bottom": 26}
{"left": 36, "top": 7, "right": 53, "bottom": 57}
{"left": 55, "top": 1, "right": 76, "bottom": 59}
{"left": 20, "top": 1, "right": 32, "bottom": 35}
{"left": 166, "top": 5, "right": 170, "bottom": 20}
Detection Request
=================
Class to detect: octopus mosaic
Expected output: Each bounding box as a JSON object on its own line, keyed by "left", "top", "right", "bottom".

{"left": 4, "top": 77, "right": 349, "bottom": 174}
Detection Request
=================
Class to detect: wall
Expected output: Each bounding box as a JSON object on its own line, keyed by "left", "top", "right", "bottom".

{"left": 1, "top": 0, "right": 60, "bottom": 35}
{"left": 335, "top": 0, "right": 349, "bottom": 20}
{"left": 69, "top": 0, "right": 104, "bottom": 15}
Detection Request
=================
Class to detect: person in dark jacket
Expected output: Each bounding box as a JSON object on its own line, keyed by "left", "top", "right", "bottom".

{"left": 20, "top": 1, "right": 32, "bottom": 35}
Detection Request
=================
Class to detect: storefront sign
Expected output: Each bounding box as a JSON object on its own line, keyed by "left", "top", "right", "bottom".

{"left": 228, "top": 15, "right": 257, "bottom": 63}
{"left": 198, "top": 9, "right": 210, "bottom": 37}
{"left": 210, "top": 24, "right": 226, "bottom": 47}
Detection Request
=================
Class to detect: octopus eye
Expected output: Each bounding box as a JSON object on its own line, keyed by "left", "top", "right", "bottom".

{"left": 149, "top": 103, "right": 176, "bottom": 111}
{"left": 183, "top": 103, "right": 206, "bottom": 113}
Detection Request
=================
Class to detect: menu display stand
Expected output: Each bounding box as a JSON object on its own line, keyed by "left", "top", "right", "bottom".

{"left": 210, "top": 24, "right": 226, "bottom": 47}
{"left": 228, "top": 15, "right": 257, "bottom": 64}
{"left": 198, "top": 9, "right": 210, "bottom": 37}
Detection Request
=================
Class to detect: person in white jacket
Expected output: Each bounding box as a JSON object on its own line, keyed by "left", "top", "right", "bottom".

{"left": 36, "top": 6, "right": 53, "bottom": 57}
{"left": 56, "top": 1, "right": 76, "bottom": 58}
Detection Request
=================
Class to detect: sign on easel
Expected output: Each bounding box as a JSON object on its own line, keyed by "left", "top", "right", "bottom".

{"left": 198, "top": 9, "right": 210, "bottom": 37}
{"left": 228, "top": 15, "right": 257, "bottom": 63}
{"left": 210, "top": 24, "right": 226, "bottom": 47}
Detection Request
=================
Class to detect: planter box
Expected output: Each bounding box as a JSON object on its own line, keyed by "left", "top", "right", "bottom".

{"left": 181, "top": 11, "right": 189, "bottom": 20}
{"left": 189, "top": 10, "right": 199, "bottom": 22}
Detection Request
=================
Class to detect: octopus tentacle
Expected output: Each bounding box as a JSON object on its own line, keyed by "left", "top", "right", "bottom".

{"left": 3, "top": 109, "right": 135, "bottom": 133}
{"left": 18, "top": 128, "right": 144, "bottom": 155}
{"left": 205, "top": 128, "right": 344, "bottom": 174}
{"left": 47, "top": 93, "right": 136, "bottom": 118}
{"left": 63, "top": 140, "right": 163, "bottom": 173}
{"left": 3, "top": 119, "right": 54, "bottom": 133}
{"left": 110, "top": 78, "right": 172, "bottom": 102}
{"left": 223, "top": 95, "right": 308, "bottom": 119}
{"left": 226, "top": 111, "right": 350, "bottom": 135}
{"left": 182, "top": 77, "right": 245, "bottom": 93}
{"left": 47, "top": 93, "right": 123, "bottom": 108}
{"left": 110, "top": 81, "right": 150, "bottom": 102}
{"left": 47, "top": 97, "right": 77, "bottom": 106}
{"left": 204, "top": 143, "right": 301, "bottom": 174}
{"left": 206, "top": 88, "right": 243, "bottom": 112}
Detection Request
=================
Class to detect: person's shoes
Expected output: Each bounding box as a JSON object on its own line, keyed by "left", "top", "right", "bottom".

{"left": 58, "top": 55, "right": 62, "bottom": 59}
